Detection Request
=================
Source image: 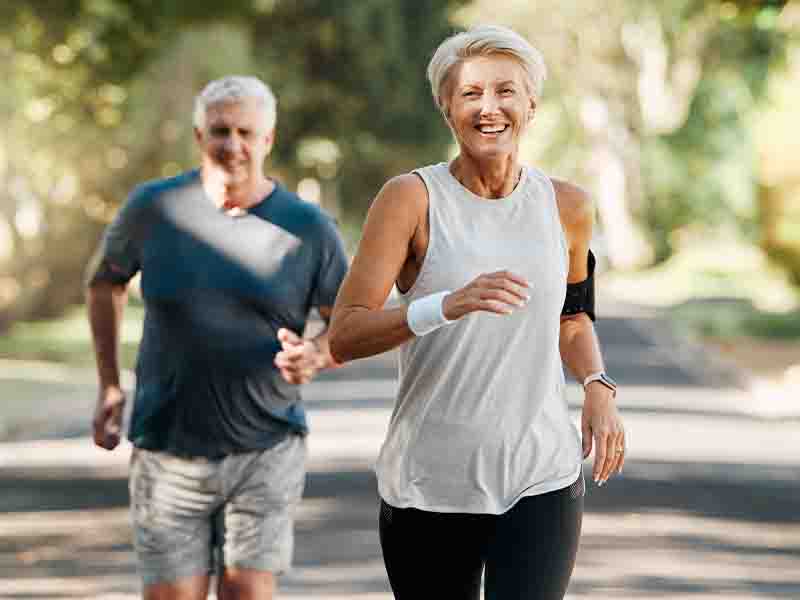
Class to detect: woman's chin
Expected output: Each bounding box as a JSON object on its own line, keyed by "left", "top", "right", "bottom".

{"left": 466, "top": 144, "right": 515, "bottom": 161}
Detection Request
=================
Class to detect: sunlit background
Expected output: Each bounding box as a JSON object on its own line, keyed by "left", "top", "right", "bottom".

{"left": 0, "top": 1, "right": 798, "bottom": 598}
{"left": 0, "top": 1, "right": 798, "bottom": 355}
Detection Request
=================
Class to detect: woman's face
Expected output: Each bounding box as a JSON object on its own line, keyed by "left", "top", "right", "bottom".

{"left": 444, "top": 55, "right": 534, "bottom": 160}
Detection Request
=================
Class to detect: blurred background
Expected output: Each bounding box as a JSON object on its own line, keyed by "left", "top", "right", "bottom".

{"left": 0, "top": 0, "right": 798, "bottom": 375}
{"left": 0, "top": 1, "right": 798, "bottom": 599}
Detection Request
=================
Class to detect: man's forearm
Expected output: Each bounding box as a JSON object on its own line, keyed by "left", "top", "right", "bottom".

{"left": 559, "top": 314, "right": 604, "bottom": 381}
{"left": 87, "top": 282, "right": 128, "bottom": 387}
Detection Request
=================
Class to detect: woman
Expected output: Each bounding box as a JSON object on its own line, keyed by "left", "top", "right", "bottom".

{"left": 329, "top": 25, "right": 625, "bottom": 600}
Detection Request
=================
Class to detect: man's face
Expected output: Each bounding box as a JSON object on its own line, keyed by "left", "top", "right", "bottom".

{"left": 195, "top": 97, "right": 274, "bottom": 186}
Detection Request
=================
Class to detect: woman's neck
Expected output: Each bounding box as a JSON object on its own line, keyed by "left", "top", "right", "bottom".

{"left": 450, "top": 153, "right": 521, "bottom": 199}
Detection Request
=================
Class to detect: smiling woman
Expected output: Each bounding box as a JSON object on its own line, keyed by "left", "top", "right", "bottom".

{"left": 444, "top": 54, "right": 534, "bottom": 194}
{"left": 329, "top": 24, "right": 625, "bottom": 600}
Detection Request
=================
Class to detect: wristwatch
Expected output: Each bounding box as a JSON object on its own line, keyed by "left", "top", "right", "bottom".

{"left": 583, "top": 371, "right": 617, "bottom": 396}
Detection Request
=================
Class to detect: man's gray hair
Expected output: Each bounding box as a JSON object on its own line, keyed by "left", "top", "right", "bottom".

{"left": 193, "top": 75, "right": 277, "bottom": 132}
{"left": 427, "top": 25, "right": 547, "bottom": 117}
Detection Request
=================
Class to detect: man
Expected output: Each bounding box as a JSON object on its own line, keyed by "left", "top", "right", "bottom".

{"left": 86, "top": 75, "right": 348, "bottom": 600}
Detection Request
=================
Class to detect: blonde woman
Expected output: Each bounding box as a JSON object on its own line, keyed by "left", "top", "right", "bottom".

{"left": 330, "top": 25, "right": 625, "bottom": 600}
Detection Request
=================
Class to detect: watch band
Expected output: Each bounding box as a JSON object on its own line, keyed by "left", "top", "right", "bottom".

{"left": 583, "top": 371, "right": 617, "bottom": 395}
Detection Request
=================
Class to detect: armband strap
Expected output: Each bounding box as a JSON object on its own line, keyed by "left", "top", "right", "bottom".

{"left": 561, "top": 250, "right": 596, "bottom": 321}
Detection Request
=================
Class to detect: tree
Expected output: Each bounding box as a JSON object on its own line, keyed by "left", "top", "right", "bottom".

{"left": 458, "top": 0, "right": 793, "bottom": 267}
{"left": 0, "top": 0, "right": 466, "bottom": 326}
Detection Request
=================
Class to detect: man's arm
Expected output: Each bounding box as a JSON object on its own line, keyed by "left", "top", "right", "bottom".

{"left": 273, "top": 201, "right": 351, "bottom": 383}
{"left": 274, "top": 306, "right": 339, "bottom": 386}
{"left": 87, "top": 281, "right": 128, "bottom": 450}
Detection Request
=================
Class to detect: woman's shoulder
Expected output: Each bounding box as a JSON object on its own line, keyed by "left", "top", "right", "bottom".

{"left": 373, "top": 171, "right": 430, "bottom": 213}
{"left": 384, "top": 171, "right": 429, "bottom": 193}
{"left": 358, "top": 172, "right": 430, "bottom": 244}
{"left": 549, "top": 178, "right": 593, "bottom": 231}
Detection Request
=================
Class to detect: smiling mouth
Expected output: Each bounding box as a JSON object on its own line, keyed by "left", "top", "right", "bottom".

{"left": 475, "top": 124, "right": 509, "bottom": 136}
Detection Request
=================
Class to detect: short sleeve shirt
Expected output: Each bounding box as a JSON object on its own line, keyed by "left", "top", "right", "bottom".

{"left": 86, "top": 170, "right": 348, "bottom": 458}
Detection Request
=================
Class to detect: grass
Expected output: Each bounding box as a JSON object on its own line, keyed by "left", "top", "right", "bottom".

{"left": 669, "top": 299, "right": 800, "bottom": 340}
{"left": 600, "top": 239, "right": 800, "bottom": 342}
{"left": 0, "top": 304, "right": 143, "bottom": 369}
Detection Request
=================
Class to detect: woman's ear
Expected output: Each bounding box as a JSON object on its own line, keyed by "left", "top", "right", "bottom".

{"left": 440, "top": 102, "right": 451, "bottom": 125}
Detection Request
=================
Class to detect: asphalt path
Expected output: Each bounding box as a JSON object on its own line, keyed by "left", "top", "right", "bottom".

{"left": 0, "top": 302, "right": 798, "bottom": 599}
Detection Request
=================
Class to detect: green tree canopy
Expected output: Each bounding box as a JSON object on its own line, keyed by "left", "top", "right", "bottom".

{"left": 459, "top": 0, "right": 794, "bottom": 265}
{"left": 0, "top": 0, "right": 465, "bottom": 325}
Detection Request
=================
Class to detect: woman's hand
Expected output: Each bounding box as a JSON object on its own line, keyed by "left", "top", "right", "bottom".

{"left": 443, "top": 270, "right": 530, "bottom": 320}
{"left": 581, "top": 384, "right": 625, "bottom": 485}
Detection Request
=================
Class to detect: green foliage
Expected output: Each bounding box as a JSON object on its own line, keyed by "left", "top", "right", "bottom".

{"left": 1, "top": 0, "right": 797, "bottom": 327}
{"left": 766, "top": 244, "right": 800, "bottom": 288}
{"left": 639, "top": 74, "right": 760, "bottom": 261}
{"left": 0, "top": 304, "right": 143, "bottom": 367}
{"left": 670, "top": 299, "right": 800, "bottom": 340}
{"left": 635, "top": 1, "right": 790, "bottom": 261}
{"left": 247, "top": 1, "right": 459, "bottom": 220}
{"left": 0, "top": 1, "right": 466, "bottom": 324}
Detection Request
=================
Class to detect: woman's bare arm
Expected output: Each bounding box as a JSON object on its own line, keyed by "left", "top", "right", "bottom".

{"left": 331, "top": 173, "right": 532, "bottom": 364}
{"left": 554, "top": 179, "right": 625, "bottom": 485}
{"left": 556, "top": 180, "right": 605, "bottom": 381}
{"left": 329, "top": 174, "right": 426, "bottom": 363}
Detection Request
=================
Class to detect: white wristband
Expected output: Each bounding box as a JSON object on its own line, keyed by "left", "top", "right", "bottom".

{"left": 406, "top": 291, "right": 453, "bottom": 336}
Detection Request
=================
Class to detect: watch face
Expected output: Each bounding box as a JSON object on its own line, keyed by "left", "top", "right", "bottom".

{"left": 600, "top": 373, "right": 617, "bottom": 388}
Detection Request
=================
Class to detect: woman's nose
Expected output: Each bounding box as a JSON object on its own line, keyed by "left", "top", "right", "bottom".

{"left": 479, "top": 93, "right": 500, "bottom": 116}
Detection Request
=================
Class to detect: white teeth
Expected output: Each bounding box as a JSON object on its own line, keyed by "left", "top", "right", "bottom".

{"left": 478, "top": 125, "right": 506, "bottom": 133}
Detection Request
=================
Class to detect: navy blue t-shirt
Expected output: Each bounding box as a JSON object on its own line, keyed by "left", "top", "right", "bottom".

{"left": 87, "top": 170, "right": 349, "bottom": 458}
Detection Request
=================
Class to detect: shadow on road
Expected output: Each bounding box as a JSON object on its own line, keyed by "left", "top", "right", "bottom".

{"left": 0, "top": 306, "right": 795, "bottom": 597}
{"left": 2, "top": 459, "right": 799, "bottom": 597}
{"left": 4, "top": 457, "right": 799, "bottom": 522}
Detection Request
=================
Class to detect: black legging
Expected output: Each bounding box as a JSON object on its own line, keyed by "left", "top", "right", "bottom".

{"left": 378, "top": 475, "right": 584, "bottom": 600}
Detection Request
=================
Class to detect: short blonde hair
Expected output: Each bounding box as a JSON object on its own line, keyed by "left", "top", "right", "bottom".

{"left": 193, "top": 75, "right": 277, "bottom": 132}
{"left": 427, "top": 25, "right": 547, "bottom": 116}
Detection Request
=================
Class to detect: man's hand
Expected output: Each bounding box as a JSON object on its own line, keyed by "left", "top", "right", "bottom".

{"left": 93, "top": 385, "right": 126, "bottom": 450}
{"left": 275, "top": 328, "right": 327, "bottom": 385}
{"left": 581, "top": 384, "right": 625, "bottom": 485}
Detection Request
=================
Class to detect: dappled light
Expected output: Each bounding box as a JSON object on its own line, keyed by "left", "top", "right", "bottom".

{"left": 0, "top": 2, "right": 798, "bottom": 598}
{"left": 0, "top": 1, "right": 798, "bottom": 323}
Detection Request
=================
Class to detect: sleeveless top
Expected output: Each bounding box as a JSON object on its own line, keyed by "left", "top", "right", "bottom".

{"left": 374, "top": 162, "right": 583, "bottom": 514}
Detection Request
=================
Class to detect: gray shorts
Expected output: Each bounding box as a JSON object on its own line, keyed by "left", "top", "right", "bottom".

{"left": 129, "top": 435, "right": 306, "bottom": 586}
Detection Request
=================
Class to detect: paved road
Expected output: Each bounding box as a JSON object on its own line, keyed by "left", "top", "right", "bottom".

{"left": 1, "top": 301, "right": 798, "bottom": 599}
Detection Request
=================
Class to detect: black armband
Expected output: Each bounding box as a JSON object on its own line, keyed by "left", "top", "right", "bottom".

{"left": 561, "top": 250, "right": 596, "bottom": 321}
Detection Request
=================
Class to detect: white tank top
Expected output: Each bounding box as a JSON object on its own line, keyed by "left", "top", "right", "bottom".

{"left": 375, "top": 162, "right": 582, "bottom": 514}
